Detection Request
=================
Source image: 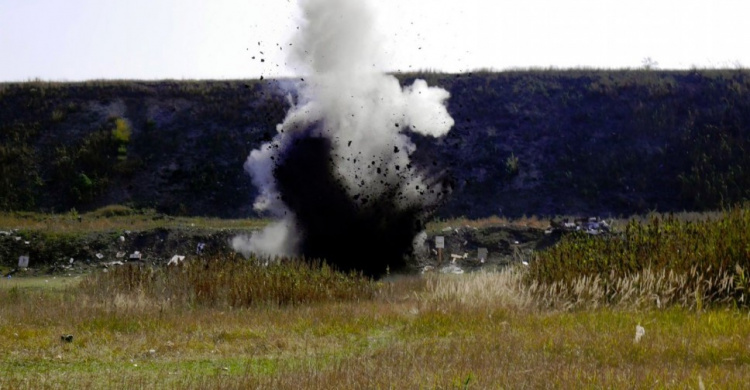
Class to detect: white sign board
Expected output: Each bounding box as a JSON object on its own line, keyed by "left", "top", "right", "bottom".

{"left": 478, "top": 248, "right": 488, "bottom": 261}
{"left": 18, "top": 256, "right": 29, "bottom": 268}
{"left": 435, "top": 236, "right": 445, "bottom": 249}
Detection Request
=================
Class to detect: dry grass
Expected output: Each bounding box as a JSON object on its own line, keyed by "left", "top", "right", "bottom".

{"left": 427, "top": 215, "right": 550, "bottom": 233}
{"left": 79, "top": 255, "right": 377, "bottom": 308}
{"left": 1, "top": 265, "right": 749, "bottom": 389}
{"left": 424, "top": 266, "right": 747, "bottom": 312}
{"left": 0, "top": 207, "right": 268, "bottom": 234}
{"left": 420, "top": 268, "right": 535, "bottom": 310}
{"left": 529, "top": 207, "right": 750, "bottom": 308}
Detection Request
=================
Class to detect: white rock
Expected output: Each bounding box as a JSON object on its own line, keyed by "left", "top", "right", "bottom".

{"left": 634, "top": 324, "right": 645, "bottom": 343}
{"left": 167, "top": 255, "right": 185, "bottom": 266}
{"left": 96, "top": 253, "right": 104, "bottom": 259}
{"left": 440, "top": 264, "right": 464, "bottom": 274}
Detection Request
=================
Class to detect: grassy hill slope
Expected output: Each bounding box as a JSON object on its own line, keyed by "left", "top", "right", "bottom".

{"left": 1, "top": 69, "right": 749, "bottom": 218}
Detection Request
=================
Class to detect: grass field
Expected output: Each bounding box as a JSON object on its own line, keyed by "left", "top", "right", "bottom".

{"left": 1, "top": 270, "right": 748, "bottom": 389}
{"left": 1, "top": 207, "right": 549, "bottom": 236}
{"left": 0, "top": 207, "right": 269, "bottom": 235}
{"left": 0, "top": 275, "right": 81, "bottom": 290}
{"left": 1, "top": 209, "right": 749, "bottom": 388}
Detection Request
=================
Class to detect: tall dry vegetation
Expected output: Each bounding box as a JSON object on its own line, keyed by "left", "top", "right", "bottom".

{"left": 527, "top": 206, "right": 750, "bottom": 308}
{"left": 72, "top": 206, "right": 750, "bottom": 312}
{"left": 79, "top": 255, "right": 377, "bottom": 308}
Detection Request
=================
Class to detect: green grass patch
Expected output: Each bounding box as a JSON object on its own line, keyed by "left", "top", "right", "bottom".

{"left": 0, "top": 275, "right": 81, "bottom": 290}
{"left": 0, "top": 206, "right": 269, "bottom": 234}
{"left": 1, "top": 265, "right": 750, "bottom": 388}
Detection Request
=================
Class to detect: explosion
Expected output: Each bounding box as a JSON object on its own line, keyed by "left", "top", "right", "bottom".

{"left": 233, "top": 0, "right": 454, "bottom": 277}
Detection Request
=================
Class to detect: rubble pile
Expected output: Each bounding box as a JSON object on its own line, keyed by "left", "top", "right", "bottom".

{"left": 548, "top": 217, "right": 613, "bottom": 235}
{"left": 0, "top": 228, "right": 238, "bottom": 276}
{"left": 418, "top": 216, "right": 615, "bottom": 274}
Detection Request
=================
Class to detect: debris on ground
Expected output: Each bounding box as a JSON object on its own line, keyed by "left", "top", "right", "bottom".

{"left": 440, "top": 264, "right": 465, "bottom": 274}
{"left": 550, "top": 217, "right": 612, "bottom": 235}
{"left": 167, "top": 255, "right": 185, "bottom": 266}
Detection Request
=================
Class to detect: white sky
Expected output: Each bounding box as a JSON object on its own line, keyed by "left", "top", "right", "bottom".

{"left": 1, "top": 0, "right": 748, "bottom": 81}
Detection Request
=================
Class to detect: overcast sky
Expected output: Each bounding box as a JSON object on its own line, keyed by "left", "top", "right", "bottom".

{"left": 1, "top": 0, "right": 748, "bottom": 81}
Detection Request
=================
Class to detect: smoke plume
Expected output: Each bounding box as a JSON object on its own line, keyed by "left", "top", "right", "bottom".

{"left": 234, "top": 0, "right": 454, "bottom": 276}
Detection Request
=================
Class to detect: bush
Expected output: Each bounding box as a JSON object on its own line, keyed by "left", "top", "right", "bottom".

{"left": 111, "top": 118, "right": 131, "bottom": 143}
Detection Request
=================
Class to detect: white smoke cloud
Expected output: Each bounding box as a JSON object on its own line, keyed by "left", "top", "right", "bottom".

{"left": 291, "top": 0, "right": 384, "bottom": 76}
{"left": 234, "top": 0, "right": 454, "bottom": 259}
{"left": 231, "top": 218, "right": 299, "bottom": 258}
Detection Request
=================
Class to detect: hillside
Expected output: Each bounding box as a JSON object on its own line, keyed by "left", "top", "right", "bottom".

{"left": 1, "top": 70, "right": 749, "bottom": 218}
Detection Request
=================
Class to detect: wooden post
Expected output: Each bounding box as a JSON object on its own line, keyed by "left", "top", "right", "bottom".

{"left": 478, "top": 248, "right": 488, "bottom": 264}
{"left": 435, "top": 236, "right": 445, "bottom": 266}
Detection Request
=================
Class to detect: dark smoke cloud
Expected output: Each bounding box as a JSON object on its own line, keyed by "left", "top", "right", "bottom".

{"left": 233, "top": 0, "right": 454, "bottom": 276}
